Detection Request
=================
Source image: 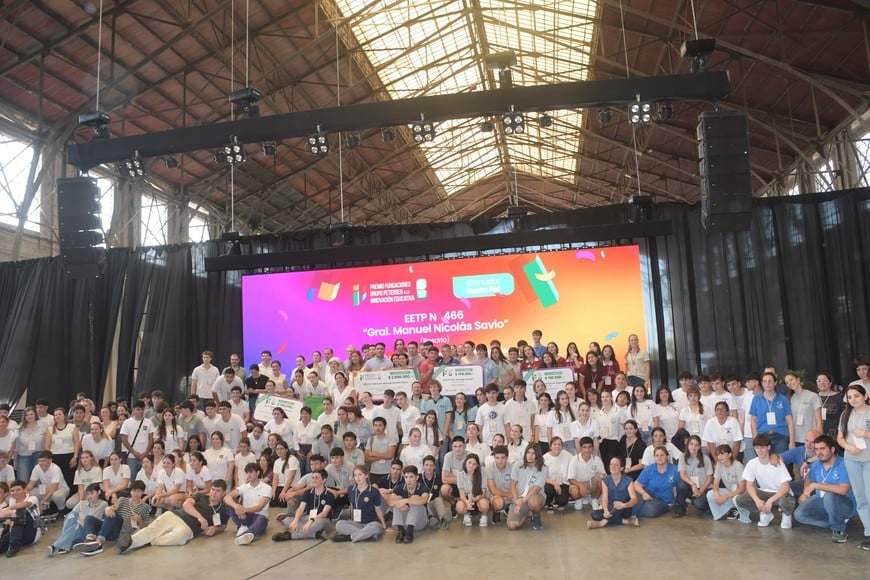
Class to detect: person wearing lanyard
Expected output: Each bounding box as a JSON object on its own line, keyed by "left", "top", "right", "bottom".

{"left": 388, "top": 464, "right": 431, "bottom": 543}
{"left": 794, "top": 434, "right": 856, "bottom": 543}
{"left": 272, "top": 469, "right": 334, "bottom": 541}
{"left": 332, "top": 465, "right": 387, "bottom": 543}
{"left": 837, "top": 384, "right": 870, "bottom": 551}
{"left": 749, "top": 372, "right": 795, "bottom": 454}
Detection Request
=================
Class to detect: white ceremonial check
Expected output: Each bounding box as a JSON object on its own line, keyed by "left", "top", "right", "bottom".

{"left": 254, "top": 394, "right": 304, "bottom": 423}
{"left": 350, "top": 368, "right": 419, "bottom": 399}
{"left": 433, "top": 365, "right": 484, "bottom": 395}
{"left": 523, "top": 367, "right": 575, "bottom": 398}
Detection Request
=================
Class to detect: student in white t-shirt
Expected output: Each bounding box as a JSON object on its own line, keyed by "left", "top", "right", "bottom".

{"left": 734, "top": 434, "right": 796, "bottom": 528}
{"left": 226, "top": 463, "right": 273, "bottom": 545}
{"left": 26, "top": 450, "right": 68, "bottom": 515}
{"left": 185, "top": 452, "right": 213, "bottom": 494}
{"left": 476, "top": 384, "right": 508, "bottom": 446}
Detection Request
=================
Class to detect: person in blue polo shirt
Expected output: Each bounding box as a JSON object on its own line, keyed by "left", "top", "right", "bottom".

{"left": 632, "top": 446, "right": 679, "bottom": 518}
{"left": 794, "top": 434, "right": 856, "bottom": 543}
{"left": 750, "top": 372, "right": 795, "bottom": 454}
{"left": 332, "top": 465, "right": 387, "bottom": 543}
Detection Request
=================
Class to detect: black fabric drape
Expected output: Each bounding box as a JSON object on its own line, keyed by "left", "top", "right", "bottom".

{"left": 1, "top": 187, "right": 868, "bottom": 409}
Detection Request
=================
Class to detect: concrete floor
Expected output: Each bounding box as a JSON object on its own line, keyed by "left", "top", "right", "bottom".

{"left": 5, "top": 507, "right": 867, "bottom": 579}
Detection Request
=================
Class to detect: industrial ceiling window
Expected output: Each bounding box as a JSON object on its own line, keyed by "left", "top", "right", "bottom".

{"left": 0, "top": 131, "right": 41, "bottom": 231}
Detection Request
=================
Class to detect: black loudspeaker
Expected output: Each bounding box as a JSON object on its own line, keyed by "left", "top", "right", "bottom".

{"left": 697, "top": 110, "right": 753, "bottom": 233}
{"left": 58, "top": 177, "right": 105, "bottom": 278}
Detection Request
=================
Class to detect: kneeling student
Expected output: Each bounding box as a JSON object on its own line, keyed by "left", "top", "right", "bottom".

{"left": 273, "top": 469, "right": 334, "bottom": 541}
{"left": 389, "top": 465, "right": 430, "bottom": 544}
{"left": 794, "top": 434, "right": 856, "bottom": 543}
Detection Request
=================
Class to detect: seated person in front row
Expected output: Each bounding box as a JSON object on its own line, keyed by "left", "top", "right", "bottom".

{"left": 586, "top": 456, "right": 638, "bottom": 529}
{"left": 48, "top": 483, "right": 107, "bottom": 556}
{"left": 26, "top": 451, "right": 69, "bottom": 517}
{"left": 389, "top": 465, "right": 431, "bottom": 544}
{"left": 793, "top": 434, "right": 856, "bottom": 543}
{"left": 72, "top": 480, "right": 151, "bottom": 556}
{"left": 226, "top": 463, "right": 272, "bottom": 546}
{"left": 272, "top": 469, "right": 334, "bottom": 542}
{"left": 0, "top": 479, "right": 42, "bottom": 557}
{"left": 734, "top": 434, "right": 796, "bottom": 529}
{"left": 120, "top": 479, "right": 229, "bottom": 553}
{"left": 332, "top": 466, "right": 387, "bottom": 543}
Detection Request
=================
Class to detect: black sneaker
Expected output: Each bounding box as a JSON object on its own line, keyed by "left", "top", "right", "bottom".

{"left": 492, "top": 511, "right": 501, "bottom": 524}
{"left": 117, "top": 532, "right": 133, "bottom": 555}
{"left": 530, "top": 515, "right": 543, "bottom": 530}
{"left": 6, "top": 544, "right": 20, "bottom": 558}
{"left": 272, "top": 531, "right": 294, "bottom": 542}
{"left": 859, "top": 538, "right": 870, "bottom": 551}
{"left": 73, "top": 540, "right": 101, "bottom": 554}
{"left": 331, "top": 534, "right": 352, "bottom": 543}
{"left": 81, "top": 545, "right": 103, "bottom": 556}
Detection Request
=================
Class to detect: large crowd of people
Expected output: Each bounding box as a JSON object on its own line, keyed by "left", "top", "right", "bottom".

{"left": 1, "top": 332, "right": 868, "bottom": 559}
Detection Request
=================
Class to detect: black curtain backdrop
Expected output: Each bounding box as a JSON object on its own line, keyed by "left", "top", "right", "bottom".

{"left": 1, "top": 188, "right": 868, "bottom": 408}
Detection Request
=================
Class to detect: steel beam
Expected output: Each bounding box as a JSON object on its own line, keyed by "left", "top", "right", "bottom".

{"left": 68, "top": 71, "right": 730, "bottom": 170}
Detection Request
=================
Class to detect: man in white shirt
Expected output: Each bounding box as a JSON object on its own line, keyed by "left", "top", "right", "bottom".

{"left": 740, "top": 372, "right": 762, "bottom": 461}
{"left": 225, "top": 463, "right": 272, "bottom": 545}
{"left": 362, "top": 342, "right": 393, "bottom": 372}
{"left": 0, "top": 479, "right": 41, "bottom": 557}
{"left": 202, "top": 401, "right": 221, "bottom": 440}
{"left": 215, "top": 402, "right": 247, "bottom": 452}
{"left": 212, "top": 368, "right": 244, "bottom": 403}
{"left": 35, "top": 400, "right": 54, "bottom": 429}
{"left": 475, "top": 384, "right": 508, "bottom": 446}
{"left": 26, "top": 451, "right": 69, "bottom": 515}
{"left": 316, "top": 398, "right": 339, "bottom": 432}
{"left": 396, "top": 392, "right": 421, "bottom": 445}
{"left": 734, "top": 434, "right": 796, "bottom": 528}
{"left": 568, "top": 437, "right": 605, "bottom": 510}
{"left": 504, "top": 380, "right": 535, "bottom": 440}
{"left": 672, "top": 371, "right": 694, "bottom": 411}
{"left": 121, "top": 402, "right": 154, "bottom": 481}
{"left": 191, "top": 351, "right": 220, "bottom": 400}
{"left": 373, "top": 390, "right": 402, "bottom": 438}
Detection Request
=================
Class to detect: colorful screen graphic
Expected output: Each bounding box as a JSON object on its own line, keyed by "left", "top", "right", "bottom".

{"left": 242, "top": 246, "right": 648, "bottom": 364}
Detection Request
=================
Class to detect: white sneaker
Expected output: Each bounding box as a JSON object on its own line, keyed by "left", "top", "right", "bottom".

{"left": 236, "top": 525, "right": 249, "bottom": 537}
{"left": 479, "top": 515, "right": 488, "bottom": 527}
{"left": 235, "top": 532, "right": 254, "bottom": 546}
{"left": 780, "top": 514, "right": 792, "bottom": 529}
{"left": 463, "top": 514, "right": 472, "bottom": 526}
{"left": 758, "top": 512, "right": 774, "bottom": 527}
{"left": 591, "top": 498, "right": 602, "bottom": 511}
{"left": 573, "top": 499, "right": 584, "bottom": 511}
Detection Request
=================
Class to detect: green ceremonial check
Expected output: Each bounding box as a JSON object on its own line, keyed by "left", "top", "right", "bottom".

{"left": 433, "top": 364, "right": 484, "bottom": 396}
{"left": 523, "top": 367, "right": 575, "bottom": 398}
{"left": 253, "top": 393, "right": 305, "bottom": 423}
{"left": 350, "top": 368, "right": 419, "bottom": 399}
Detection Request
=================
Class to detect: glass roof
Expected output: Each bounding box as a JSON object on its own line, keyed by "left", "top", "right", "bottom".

{"left": 335, "top": 0, "right": 599, "bottom": 195}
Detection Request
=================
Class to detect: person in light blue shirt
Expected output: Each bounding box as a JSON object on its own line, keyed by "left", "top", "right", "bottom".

{"left": 749, "top": 372, "right": 795, "bottom": 454}
{"left": 774, "top": 429, "right": 821, "bottom": 497}
{"left": 475, "top": 344, "right": 499, "bottom": 387}
{"left": 794, "top": 434, "right": 856, "bottom": 543}
{"left": 632, "top": 446, "right": 679, "bottom": 518}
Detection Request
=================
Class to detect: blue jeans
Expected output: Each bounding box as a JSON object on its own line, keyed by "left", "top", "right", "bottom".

{"left": 794, "top": 493, "right": 854, "bottom": 533}
{"left": 15, "top": 453, "right": 37, "bottom": 481}
{"left": 633, "top": 495, "right": 670, "bottom": 518}
{"left": 227, "top": 507, "right": 268, "bottom": 537}
{"left": 706, "top": 490, "right": 750, "bottom": 522}
{"left": 591, "top": 507, "right": 632, "bottom": 525}
{"left": 84, "top": 514, "right": 124, "bottom": 542}
{"left": 627, "top": 376, "right": 645, "bottom": 388}
{"left": 844, "top": 456, "right": 870, "bottom": 537}
{"left": 766, "top": 432, "right": 789, "bottom": 455}
{"left": 675, "top": 481, "right": 709, "bottom": 513}
{"left": 126, "top": 456, "right": 142, "bottom": 482}
{"left": 53, "top": 512, "right": 91, "bottom": 550}
{"left": 743, "top": 437, "right": 756, "bottom": 461}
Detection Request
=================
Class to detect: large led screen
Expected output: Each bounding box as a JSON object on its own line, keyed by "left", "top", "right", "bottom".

{"left": 242, "top": 246, "right": 648, "bottom": 364}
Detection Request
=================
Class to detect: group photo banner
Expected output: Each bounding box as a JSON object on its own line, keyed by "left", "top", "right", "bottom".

{"left": 242, "top": 246, "right": 648, "bottom": 366}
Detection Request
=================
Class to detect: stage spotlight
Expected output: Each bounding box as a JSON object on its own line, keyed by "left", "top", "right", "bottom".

{"left": 307, "top": 126, "right": 331, "bottom": 155}
{"left": 658, "top": 103, "right": 674, "bottom": 120}
{"left": 480, "top": 120, "right": 494, "bottom": 133}
{"left": 118, "top": 150, "right": 146, "bottom": 179}
{"left": 262, "top": 142, "right": 277, "bottom": 156}
{"left": 502, "top": 110, "right": 525, "bottom": 135}
{"left": 346, "top": 134, "right": 360, "bottom": 149}
{"left": 598, "top": 108, "right": 612, "bottom": 125}
{"left": 538, "top": 114, "right": 553, "bottom": 128}
{"left": 229, "top": 86, "right": 262, "bottom": 118}
{"left": 79, "top": 110, "right": 111, "bottom": 140}
{"left": 380, "top": 128, "right": 395, "bottom": 142}
{"left": 411, "top": 119, "right": 435, "bottom": 142}
{"left": 628, "top": 102, "right": 652, "bottom": 125}
{"left": 163, "top": 156, "right": 179, "bottom": 169}
{"left": 214, "top": 137, "right": 246, "bottom": 165}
